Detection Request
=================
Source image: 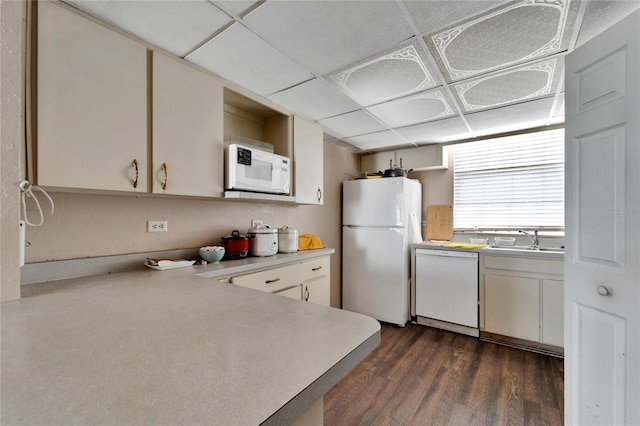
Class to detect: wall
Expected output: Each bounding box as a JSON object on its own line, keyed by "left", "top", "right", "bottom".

{"left": 0, "top": 0, "right": 26, "bottom": 302}
{"left": 23, "top": 143, "right": 359, "bottom": 308}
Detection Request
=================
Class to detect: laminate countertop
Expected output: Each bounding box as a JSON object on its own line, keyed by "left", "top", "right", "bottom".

{"left": 1, "top": 264, "right": 380, "bottom": 425}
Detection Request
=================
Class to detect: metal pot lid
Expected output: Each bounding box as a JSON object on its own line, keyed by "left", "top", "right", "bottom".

{"left": 222, "top": 230, "right": 248, "bottom": 240}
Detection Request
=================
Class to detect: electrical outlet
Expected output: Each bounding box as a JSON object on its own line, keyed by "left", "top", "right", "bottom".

{"left": 147, "top": 220, "right": 168, "bottom": 232}
{"left": 251, "top": 219, "right": 263, "bottom": 228}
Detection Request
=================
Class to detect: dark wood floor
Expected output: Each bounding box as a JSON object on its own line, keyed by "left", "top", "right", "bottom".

{"left": 324, "top": 323, "right": 564, "bottom": 426}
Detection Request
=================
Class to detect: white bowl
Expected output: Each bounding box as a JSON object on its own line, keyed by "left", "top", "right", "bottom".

{"left": 199, "top": 246, "right": 225, "bottom": 263}
{"left": 470, "top": 237, "right": 488, "bottom": 245}
{"left": 494, "top": 237, "right": 516, "bottom": 246}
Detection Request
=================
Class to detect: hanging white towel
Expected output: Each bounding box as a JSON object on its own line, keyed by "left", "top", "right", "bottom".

{"left": 409, "top": 211, "right": 423, "bottom": 244}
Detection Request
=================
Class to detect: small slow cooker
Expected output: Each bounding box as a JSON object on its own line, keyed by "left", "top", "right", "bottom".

{"left": 247, "top": 224, "right": 278, "bottom": 257}
{"left": 220, "top": 230, "right": 249, "bottom": 260}
{"left": 278, "top": 226, "right": 298, "bottom": 253}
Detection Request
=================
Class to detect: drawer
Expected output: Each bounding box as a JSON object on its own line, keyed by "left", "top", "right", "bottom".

{"left": 293, "top": 256, "right": 330, "bottom": 282}
{"left": 230, "top": 256, "right": 330, "bottom": 293}
{"left": 231, "top": 263, "right": 301, "bottom": 293}
{"left": 483, "top": 255, "right": 563, "bottom": 275}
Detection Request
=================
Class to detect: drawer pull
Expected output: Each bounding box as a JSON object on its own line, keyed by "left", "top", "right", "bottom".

{"left": 304, "top": 286, "right": 310, "bottom": 301}
{"left": 265, "top": 277, "right": 280, "bottom": 284}
{"left": 161, "top": 162, "right": 168, "bottom": 191}
{"left": 131, "top": 159, "right": 139, "bottom": 189}
{"left": 312, "top": 266, "right": 322, "bottom": 271}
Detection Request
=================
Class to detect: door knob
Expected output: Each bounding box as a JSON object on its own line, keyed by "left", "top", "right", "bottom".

{"left": 597, "top": 286, "right": 611, "bottom": 296}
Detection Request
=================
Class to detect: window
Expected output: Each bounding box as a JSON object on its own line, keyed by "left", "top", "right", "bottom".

{"left": 453, "top": 128, "right": 564, "bottom": 231}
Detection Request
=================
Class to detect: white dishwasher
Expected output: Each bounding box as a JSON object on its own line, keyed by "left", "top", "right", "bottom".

{"left": 415, "top": 248, "right": 479, "bottom": 337}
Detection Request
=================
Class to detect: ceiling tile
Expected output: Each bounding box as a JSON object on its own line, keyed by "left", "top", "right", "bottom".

{"left": 464, "top": 96, "right": 560, "bottom": 137}
{"left": 426, "top": 0, "right": 580, "bottom": 82}
{"left": 210, "top": 1, "right": 259, "bottom": 17}
{"left": 243, "top": 1, "right": 414, "bottom": 75}
{"left": 451, "top": 54, "right": 564, "bottom": 112}
{"left": 403, "top": 0, "right": 509, "bottom": 35}
{"left": 395, "top": 116, "right": 472, "bottom": 144}
{"left": 268, "top": 79, "right": 359, "bottom": 121}
{"left": 575, "top": 0, "right": 640, "bottom": 47}
{"left": 329, "top": 40, "right": 440, "bottom": 107}
{"left": 62, "top": 0, "right": 231, "bottom": 57}
{"left": 185, "top": 23, "right": 313, "bottom": 96}
{"left": 318, "top": 111, "right": 387, "bottom": 139}
{"left": 344, "top": 131, "right": 409, "bottom": 151}
{"left": 366, "top": 88, "right": 456, "bottom": 128}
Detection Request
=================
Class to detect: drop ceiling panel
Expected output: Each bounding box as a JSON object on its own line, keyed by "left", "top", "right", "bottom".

{"left": 451, "top": 54, "right": 564, "bottom": 112}
{"left": 366, "top": 88, "right": 456, "bottom": 128}
{"left": 318, "top": 111, "right": 387, "bottom": 139}
{"left": 268, "top": 79, "right": 359, "bottom": 121}
{"left": 344, "top": 131, "right": 409, "bottom": 151}
{"left": 185, "top": 23, "right": 313, "bottom": 96}
{"left": 575, "top": 0, "right": 640, "bottom": 47}
{"left": 329, "top": 41, "right": 440, "bottom": 107}
{"left": 243, "top": 1, "right": 414, "bottom": 75}
{"left": 211, "top": 1, "right": 259, "bottom": 18}
{"left": 426, "top": 0, "right": 580, "bottom": 82}
{"left": 403, "top": 1, "right": 510, "bottom": 35}
{"left": 62, "top": 0, "right": 231, "bottom": 57}
{"left": 395, "top": 116, "right": 472, "bottom": 144}
{"left": 464, "top": 96, "right": 559, "bottom": 137}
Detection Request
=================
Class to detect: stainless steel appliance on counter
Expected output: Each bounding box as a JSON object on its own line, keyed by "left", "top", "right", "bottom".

{"left": 414, "top": 248, "right": 479, "bottom": 337}
{"left": 342, "top": 177, "right": 422, "bottom": 327}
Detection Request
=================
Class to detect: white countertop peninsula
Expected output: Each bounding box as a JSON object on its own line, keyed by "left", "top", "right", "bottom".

{"left": 1, "top": 262, "right": 379, "bottom": 425}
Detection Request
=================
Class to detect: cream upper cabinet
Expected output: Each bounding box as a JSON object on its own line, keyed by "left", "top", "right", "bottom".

{"left": 360, "top": 145, "right": 447, "bottom": 174}
{"left": 152, "top": 53, "right": 224, "bottom": 197}
{"left": 293, "top": 116, "right": 324, "bottom": 204}
{"left": 36, "top": 2, "right": 148, "bottom": 192}
{"left": 360, "top": 152, "right": 395, "bottom": 174}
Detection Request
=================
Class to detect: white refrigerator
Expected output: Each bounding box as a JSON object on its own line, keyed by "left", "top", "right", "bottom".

{"left": 342, "top": 177, "right": 422, "bottom": 326}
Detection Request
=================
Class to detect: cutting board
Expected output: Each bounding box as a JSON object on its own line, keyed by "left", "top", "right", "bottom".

{"left": 426, "top": 205, "right": 453, "bottom": 241}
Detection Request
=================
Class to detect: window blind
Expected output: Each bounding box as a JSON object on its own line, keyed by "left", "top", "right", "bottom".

{"left": 453, "top": 128, "right": 564, "bottom": 230}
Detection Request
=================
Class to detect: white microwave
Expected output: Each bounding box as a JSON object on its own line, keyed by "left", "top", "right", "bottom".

{"left": 225, "top": 144, "right": 291, "bottom": 195}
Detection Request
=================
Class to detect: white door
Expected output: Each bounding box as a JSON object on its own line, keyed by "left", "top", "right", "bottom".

{"left": 342, "top": 226, "right": 408, "bottom": 326}
{"left": 343, "top": 178, "right": 406, "bottom": 227}
{"left": 565, "top": 10, "right": 640, "bottom": 425}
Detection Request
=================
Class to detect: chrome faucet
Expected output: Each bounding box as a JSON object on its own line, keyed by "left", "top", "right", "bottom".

{"left": 519, "top": 229, "right": 539, "bottom": 248}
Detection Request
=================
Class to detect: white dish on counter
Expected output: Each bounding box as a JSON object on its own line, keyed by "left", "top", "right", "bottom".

{"left": 144, "top": 259, "right": 195, "bottom": 271}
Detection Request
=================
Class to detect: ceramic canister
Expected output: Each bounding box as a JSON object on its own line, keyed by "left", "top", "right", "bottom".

{"left": 278, "top": 226, "right": 298, "bottom": 253}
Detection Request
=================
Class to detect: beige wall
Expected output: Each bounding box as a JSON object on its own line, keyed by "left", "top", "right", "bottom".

{"left": 23, "top": 143, "right": 359, "bottom": 307}
{"left": 1, "top": 0, "right": 27, "bottom": 302}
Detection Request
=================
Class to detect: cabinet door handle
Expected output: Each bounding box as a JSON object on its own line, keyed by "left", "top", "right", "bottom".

{"left": 131, "top": 159, "right": 139, "bottom": 189}
{"left": 312, "top": 266, "right": 322, "bottom": 271}
{"left": 304, "top": 286, "right": 310, "bottom": 301}
{"left": 161, "top": 163, "right": 168, "bottom": 191}
{"left": 317, "top": 187, "right": 322, "bottom": 202}
{"left": 598, "top": 285, "right": 611, "bottom": 296}
{"left": 265, "top": 277, "right": 280, "bottom": 284}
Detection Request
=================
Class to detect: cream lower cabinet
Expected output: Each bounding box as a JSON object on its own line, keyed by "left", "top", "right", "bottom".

{"left": 231, "top": 257, "right": 330, "bottom": 306}
{"left": 303, "top": 275, "right": 330, "bottom": 306}
{"left": 481, "top": 254, "right": 564, "bottom": 349}
{"left": 36, "top": 1, "right": 148, "bottom": 192}
{"left": 152, "top": 52, "right": 224, "bottom": 197}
